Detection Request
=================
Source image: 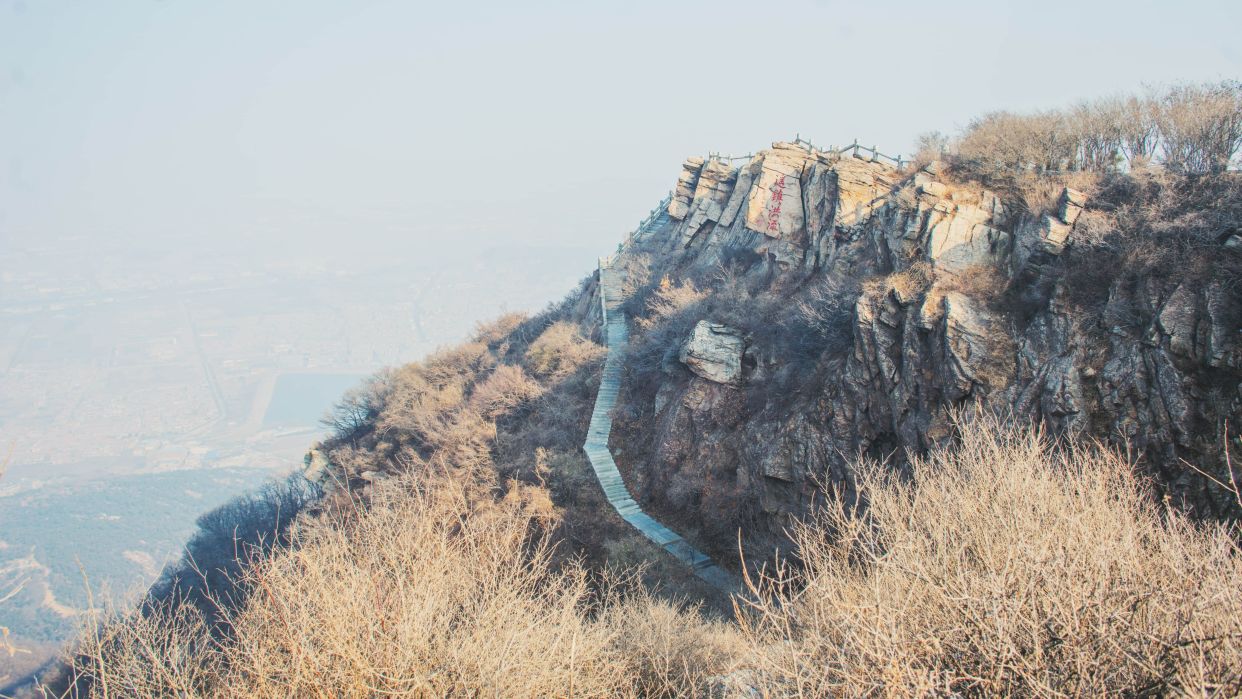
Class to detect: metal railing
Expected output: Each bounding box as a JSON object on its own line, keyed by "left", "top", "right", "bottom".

{"left": 706, "top": 151, "right": 755, "bottom": 163}
{"left": 833, "top": 139, "right": 908, "bottom": 169}
{"left": 635, "top": 190, "right": 674, "bottom": 235}
{"left": 792, "top": 134, "right": 908, "bottom": 169}
{"left": 602, "top": 190, "right": 674, "bottom": 268}
{"left": 704, "top": 135, "right": 909, "bottom": 170}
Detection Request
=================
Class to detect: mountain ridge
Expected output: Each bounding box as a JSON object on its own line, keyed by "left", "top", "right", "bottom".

{"left": 591, "top": 138, "right": 1242, "bottom": 562}
{"left": 24, "top": 83, "right": 1242, "bottom": 693}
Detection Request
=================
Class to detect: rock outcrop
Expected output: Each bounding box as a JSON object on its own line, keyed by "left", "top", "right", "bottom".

{"left": 606, "top": 141, "right": 1242, "bottom": 555}
{"left": 679, "top": 321, "right": 745, "bottom": 385}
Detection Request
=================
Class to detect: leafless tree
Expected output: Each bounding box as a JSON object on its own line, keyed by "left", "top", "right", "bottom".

{"left": 1072, "top": 99, "right": 1123, "bottom": 172}
{"left": 958, "top": 110, "right": 1079, "bottom": 176}
{"left": 913, "top": 130, "right": 949, "bottom": 165}
{"left": 320, "top": 374, "right": 389, "bottom": 440}
{"left": 951, "top": 82, "right": 1242, "bottom": 178}
{"left": 1119, "top": 93, "right": 1161, "bottom": 167}
{"left": 1157, "top": 81, "right": 1242, "bottom": 173}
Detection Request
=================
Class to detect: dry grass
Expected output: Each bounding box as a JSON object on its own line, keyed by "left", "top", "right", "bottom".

{"left": 739, "top": 417, "right": 1242, "bottom": 697}
{"left": 868, "top": 261, "right": 933, "bottom": 304}
{"left": 522, "top": 321, "right": 606, "bottom": 380}
{"left": 471, "top": 312, "right": 529, "bottom": 346}
{"left": 468, "top": 364, "right": 544, "bottom": 419}
{"left": 59, "top": 469, "right": 742, "bottom": 698}
{"left": 49, "top": 420, "right": 1242, "bottom": 697}
{"left": 634, "top": 280, "right": 708, "bottom": 331}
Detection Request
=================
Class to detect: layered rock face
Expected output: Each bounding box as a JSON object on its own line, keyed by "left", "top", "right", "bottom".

{"left": 608, "top": 142, "right": 1242, "bottom": 554}
{"left": 663, "top": 143, "right": 908, "bottom": 269}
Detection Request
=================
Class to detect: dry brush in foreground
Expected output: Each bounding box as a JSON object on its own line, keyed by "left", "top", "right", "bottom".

{"left": 51, "top": 422, "right": 1242, "bottom": 698}
{"left": 739, "top": 420, "right": 1242, "bottom": 697}
{"left": 57, "top": 468, "right": 740, "bottom": 698}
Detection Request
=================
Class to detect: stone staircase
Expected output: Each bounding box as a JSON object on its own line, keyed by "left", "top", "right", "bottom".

{"left": 583, "top": 261, "right": 736, "bottom": 590}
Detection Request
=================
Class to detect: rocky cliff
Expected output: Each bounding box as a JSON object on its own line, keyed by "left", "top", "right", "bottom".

{"left": 601, "top": 142, "right": 1242, "bottom": 556}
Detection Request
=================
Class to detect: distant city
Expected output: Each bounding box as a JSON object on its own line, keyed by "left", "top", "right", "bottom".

{"left": 0, "top": 240, "right": 592, "bottom": 487}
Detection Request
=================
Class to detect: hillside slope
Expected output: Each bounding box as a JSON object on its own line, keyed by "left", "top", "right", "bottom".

{"left": 289, "top": 135, "right": 1242, "bottom": 573}
{"left": 597, "top": 141, "right": 1242, "bottom": 559}
{"left": 29, "top": 91, "right": 1242, "bottom": 695}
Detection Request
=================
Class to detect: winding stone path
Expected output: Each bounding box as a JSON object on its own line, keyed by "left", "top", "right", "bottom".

{"left": 583, "top": 261, "right": 735, "bottom": 590}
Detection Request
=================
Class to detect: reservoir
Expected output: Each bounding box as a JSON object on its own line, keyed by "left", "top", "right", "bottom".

{"left": 262, "top": 372, "right": 366, "bottom": 428}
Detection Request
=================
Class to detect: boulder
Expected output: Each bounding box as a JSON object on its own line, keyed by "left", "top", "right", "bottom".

{"left": 668, "top": 157, "right": 705, "bottom": 220}
{"left": 1058, "top": 187, "right": 1088, "bottom": 226}
{"left": 919, "top": 180, "right": 949, "bottom": 198}
{"left": 1039, "top": 214, "right": 1074, "bottom": 254}
{"left": 679, "top": 320, "right": 745, "bottom": 384}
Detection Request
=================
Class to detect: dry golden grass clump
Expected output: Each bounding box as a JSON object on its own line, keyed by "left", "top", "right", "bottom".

{"left": 63, "top": 469, "right": 741, "bottom": 698}
{"left": 635, "top": 280, "right": 708, "bottom": 331}
{"left": 739, "top": 420, "right": 1242, "bottom": 697}
{"left": 468, "top": 363, "right": 545, "bottom": 419}
{"left": 522, "top": 321, "right": 606, "bottom": 380}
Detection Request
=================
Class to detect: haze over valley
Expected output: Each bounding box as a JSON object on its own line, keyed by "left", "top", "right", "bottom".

{"left": 0, "top": 235, "right": 591, "bottom": 655}
{"left": 3, "top": 0, "right": 1241, "bottom": 694}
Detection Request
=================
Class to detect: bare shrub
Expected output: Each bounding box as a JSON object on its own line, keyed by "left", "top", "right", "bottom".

{"left": 419, "top": 341, "right": 494, "bottom": 389}
{"left": 321, "top": 372, "right": 391, "bottom": 442}
{"left": 636, "top": 279, "right": 708, "bottom": 331}
{"left": 1058, "top": 169, "right": 1242, "bottom": 320}
{"left": 948, "top": 82, "right": 1242, "bottom": 186}
{"left": 620, "top": 278, "right": 713, "bottom": 386}
{"left": 716, "top": 244, "right": 764, "bottom": 274}
{"left": 934, "top": 263, "right": 1008, "bottom": 300}
{"left": 616, "top": 252, "right": 655, "bottom": 299}
{"left": 523, "top": 321, "right": 605, "bottom": 380}
{"left": 417, "top": 409, "right": 496, "bottom": 471}
{"left": 471, "top": 311, "right": 528, "bottom": 345}
{"left": 912, "top": 130, "right": 949, "bottom": 167}
{"left": 740, "top": 418, "right": 1242, "bottom": 697}
{"left": 957, "top": 110, "right": 1078, "bottom": 178}
{"left": 67, "top": 471, "right": 740, "bottom": 698}
{"left": 67, "top": 596, "right": 219, "bottom": 698}
{"left": 791, "top": 275, "right": 859, "bottom": 359}
{"left": 1071, "top": 98, "right": 1124, "bottom": 172}
{"left": 468, "top": 364, "right": 544, "bottom": 419}
{"left": 148, "top": 474, "right": 322, "bottom": 622}
{"left": 886, "top": 260, "right": 934, "bottom": 301}
{"left": 1157, "top": 81, "right": 1242, "bottom": 174}
{"left": 376, "top": 367, "right": 468, "bottom": 440}
{"left": 599, "top": 591, "right": 742, "bottom": 697}
{"left": 1119, "top": 93, "right": 1161, "bottom": 167}
{"left": 54, "top": 418, "right": 1242, "bottom": 697}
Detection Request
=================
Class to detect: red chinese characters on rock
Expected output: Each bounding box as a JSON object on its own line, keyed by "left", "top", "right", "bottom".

{"left": 766, "top": 175, "right": 786, "bottom": 235}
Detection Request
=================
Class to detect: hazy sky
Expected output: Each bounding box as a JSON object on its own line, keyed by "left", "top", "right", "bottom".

{"left": 2, "top": 0, "right": 1239, "bottom": 263}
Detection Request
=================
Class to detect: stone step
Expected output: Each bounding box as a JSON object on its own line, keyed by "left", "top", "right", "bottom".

{"left": 584, "top": 261, "right": 737, "bottom": 592}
